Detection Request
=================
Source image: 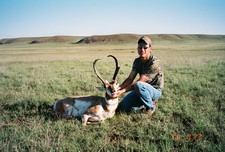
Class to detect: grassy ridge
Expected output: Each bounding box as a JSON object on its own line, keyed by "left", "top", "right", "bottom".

{"left": 0, "top": 39, "right": 225, "bottom": 151}
{"left": 1, "top": 34, "right": 225, "bottom": 45}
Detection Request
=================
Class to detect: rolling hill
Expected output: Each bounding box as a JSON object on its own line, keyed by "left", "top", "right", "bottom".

{"left": 0, "top": 34, "right": 225, "bottom": 45}
{"left": 0, "top": 36, "right": 83, "bottom": 45}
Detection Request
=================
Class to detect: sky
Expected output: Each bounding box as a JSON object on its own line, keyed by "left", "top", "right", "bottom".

{"left": 0, "top": 0, "right": 225, "bottom": 39}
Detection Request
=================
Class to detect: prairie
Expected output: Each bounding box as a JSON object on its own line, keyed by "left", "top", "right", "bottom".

{"left": 0, "top": 35, "right": 225, "bottom": 151}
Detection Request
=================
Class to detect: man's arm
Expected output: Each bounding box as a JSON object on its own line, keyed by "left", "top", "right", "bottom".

{"left": 112, "top": 71, "right": 136, "bottom": 98}
{"left": 113, "top": 72, "right": 150, "bottom": 98}
{"left": 119, "top": 71, "right": 137, "bottom": 90}
{"left": 123, "top": 74, "right": 150, "bottom": 91}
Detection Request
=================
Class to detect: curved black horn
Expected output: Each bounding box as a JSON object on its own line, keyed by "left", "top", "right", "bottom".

{"left": 93, "top": 59, "right": 106, "bottom": 85}
{"left": 107, "top": 55, "right": 120, "bottom": 80}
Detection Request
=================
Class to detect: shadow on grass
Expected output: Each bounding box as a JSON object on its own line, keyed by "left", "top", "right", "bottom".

{"left": 2, "top": 100, "right": 56, "bottom": 121}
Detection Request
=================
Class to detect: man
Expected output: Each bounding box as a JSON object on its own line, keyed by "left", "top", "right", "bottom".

{"left": 113, "top": 36, "right": 164, "bottom": 115}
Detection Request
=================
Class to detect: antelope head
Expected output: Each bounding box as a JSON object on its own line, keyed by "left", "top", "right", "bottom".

{"left": 93, "top": 55, "right": 120, "bottom": 97}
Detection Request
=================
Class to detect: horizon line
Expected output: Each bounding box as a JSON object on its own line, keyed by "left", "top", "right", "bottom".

{"left": 1, "top": 33, "right": 225, "bottom": 39}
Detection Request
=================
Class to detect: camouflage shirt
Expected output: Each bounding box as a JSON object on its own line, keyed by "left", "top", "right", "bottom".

{"left": 132, "top": 55, "right": 164, "bottom": 89}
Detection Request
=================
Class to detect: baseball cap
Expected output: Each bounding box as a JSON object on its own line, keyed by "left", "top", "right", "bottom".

{"left": 138, "top": 36, "right": 152, "bottom": 46}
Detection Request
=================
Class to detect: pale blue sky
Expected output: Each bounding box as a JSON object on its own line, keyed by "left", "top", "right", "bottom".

{"left": 0, "top": 0, "right": 225, "bottom": 38}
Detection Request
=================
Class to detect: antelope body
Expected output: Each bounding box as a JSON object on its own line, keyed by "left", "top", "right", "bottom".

{"left": 53, "top": 55, "right": 120, "bottom": 125}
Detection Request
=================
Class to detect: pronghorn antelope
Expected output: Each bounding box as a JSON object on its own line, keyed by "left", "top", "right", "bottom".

{"left": 53, "top": 55, "right": 120, "bottom": 125}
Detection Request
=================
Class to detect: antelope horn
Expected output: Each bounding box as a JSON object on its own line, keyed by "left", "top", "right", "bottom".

{"left": 107, "top": 55, "right": 120, "bottom": 81}
{"left": 93, "top": 59, "right": 106, "bottom": 85}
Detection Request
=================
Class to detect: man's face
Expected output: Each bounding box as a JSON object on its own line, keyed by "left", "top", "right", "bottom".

{"left": 137, "top": 41, "right": 151, "bottom": 59}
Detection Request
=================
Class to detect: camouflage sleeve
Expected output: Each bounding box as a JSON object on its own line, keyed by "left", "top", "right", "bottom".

{"left": 157, "top": 64, "right": 164, "bottom": 89}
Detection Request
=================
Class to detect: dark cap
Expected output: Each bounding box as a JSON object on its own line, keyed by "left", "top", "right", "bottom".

{"left": 138, "top": 36, "right": 152, "bottom": 46}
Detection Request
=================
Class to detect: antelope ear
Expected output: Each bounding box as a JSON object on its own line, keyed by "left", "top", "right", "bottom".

{"left": 96, "top": 87, "right": 106, "bottom": 91}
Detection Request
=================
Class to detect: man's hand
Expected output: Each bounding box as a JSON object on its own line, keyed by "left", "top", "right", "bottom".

{"left": 112, "top": 88, "right": 125, "bottom": 98}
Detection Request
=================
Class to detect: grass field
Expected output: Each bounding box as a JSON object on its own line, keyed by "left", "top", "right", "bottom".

{"left": 0, "top": 37, "right": 225, "bottom": 151}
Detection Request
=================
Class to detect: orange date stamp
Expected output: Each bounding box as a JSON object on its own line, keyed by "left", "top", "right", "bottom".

{"left": 171, "top": 134, "right": 203, "bottom": 141}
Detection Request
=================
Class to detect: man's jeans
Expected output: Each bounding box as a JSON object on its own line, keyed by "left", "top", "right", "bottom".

{"left": 118, "top": 82, "right": 162, "bottom": 112}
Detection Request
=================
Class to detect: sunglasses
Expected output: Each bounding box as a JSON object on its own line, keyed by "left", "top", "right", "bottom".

{"left": 137, "top": 44, "right": 149, "bottom": 49}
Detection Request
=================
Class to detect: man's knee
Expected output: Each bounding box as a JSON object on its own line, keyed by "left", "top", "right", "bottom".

{"left": 134, "top": 82, "right": 146, "bottom": 94}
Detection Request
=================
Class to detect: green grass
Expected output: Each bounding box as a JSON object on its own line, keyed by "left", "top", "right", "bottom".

{"left": 0, "top": 39, "right": 225, "bottom": 151}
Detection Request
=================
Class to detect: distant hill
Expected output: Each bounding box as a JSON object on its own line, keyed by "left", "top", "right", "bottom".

{"left": 74, "top": 34, "right": 140, "bottom": 44}
{"left": 1, "top": 34, "right": 225, "bottom": 45}
{"left": 0, "top": 36, "right": 83, "bottom": 45}
{"left": 75, "top": 34, "right": 225, "bottom": 44}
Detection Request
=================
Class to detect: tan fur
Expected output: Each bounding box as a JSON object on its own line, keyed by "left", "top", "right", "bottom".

{"left": 87, "top": 105, "right": 102, "bottom": 113}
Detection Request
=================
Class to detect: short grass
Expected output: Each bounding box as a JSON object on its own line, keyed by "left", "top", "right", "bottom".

{"left": 0, "top": 39, "right": 225, "bottom": 151}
